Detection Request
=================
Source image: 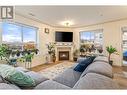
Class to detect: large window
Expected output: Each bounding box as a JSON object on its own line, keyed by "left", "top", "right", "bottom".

{"left": 80, "top": 29, "right": 103, "bottom": 50}
{"left": 2, "top": 22, "right": 22, "bottom": 43}
{"left": 2, "top": 22, "right": 38, "bottom": 50}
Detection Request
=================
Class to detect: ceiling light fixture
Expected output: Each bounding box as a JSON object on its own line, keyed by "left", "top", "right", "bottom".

{"left": 61, "top": 21, "right": 74, "bottom": 27}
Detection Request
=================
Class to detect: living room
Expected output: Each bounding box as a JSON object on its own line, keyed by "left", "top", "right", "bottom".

{"left": 0, "top": 6, "right": 127, "bottom": 90}
{"left": 0, "top": 6, "right": 124, "bottom": 66}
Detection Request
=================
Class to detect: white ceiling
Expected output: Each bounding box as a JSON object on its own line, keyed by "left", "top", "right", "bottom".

{"left": 15, "top": 6, "right": 127, "bottom": 28}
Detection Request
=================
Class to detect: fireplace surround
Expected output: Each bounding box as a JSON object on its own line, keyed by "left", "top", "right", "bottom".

{"left": 55, "top": 44, "right": 73, "bottom": 61}
{"left": 59, "top": 51, "right": 69, "bottom": 61}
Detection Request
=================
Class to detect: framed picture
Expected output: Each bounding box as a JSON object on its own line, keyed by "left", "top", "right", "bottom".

{"left": 44, "top": 28, "right": 49, "bottom": 34}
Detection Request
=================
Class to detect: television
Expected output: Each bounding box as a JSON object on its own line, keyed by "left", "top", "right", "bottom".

{"left": 55, "top": 31, "right": 73, "bottom": 42}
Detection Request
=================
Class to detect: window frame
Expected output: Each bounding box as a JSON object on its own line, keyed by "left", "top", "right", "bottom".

{"left": 1, "top": 21, "right": 38, "bottom": 50}
{"left": 79, "top": 29, "right": 103, "bottom": 48}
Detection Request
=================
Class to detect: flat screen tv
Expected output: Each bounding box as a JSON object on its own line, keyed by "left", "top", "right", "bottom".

{"left": 55, "top": 31, "right": 73, "bottom": 42}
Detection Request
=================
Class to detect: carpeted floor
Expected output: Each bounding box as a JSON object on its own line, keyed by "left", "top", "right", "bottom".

{"left": 39, "top": 61, "right": 74, "bottom": 79}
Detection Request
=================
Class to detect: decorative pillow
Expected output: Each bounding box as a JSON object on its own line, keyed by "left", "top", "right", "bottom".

{"left": 8, "top": 71, "right": 36, "bottom": 88}
{"left": 77, "top": 57, "right": 86, "bottom": 63}
{"left": 74, "top": 56, "right": 96, "bottom": 72}
{"left": 0, "top": 64, "right": 36, "bottom": 87}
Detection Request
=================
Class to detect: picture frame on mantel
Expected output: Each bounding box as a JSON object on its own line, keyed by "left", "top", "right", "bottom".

{"left": 44, "top": 28, "right": 49, "bottom": 34}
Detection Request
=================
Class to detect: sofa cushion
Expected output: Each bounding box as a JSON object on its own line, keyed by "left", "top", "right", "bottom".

{"left": 53, "top": 68, "right": 82, "bottom": 88}
{"left": 93, "top": 56, "right": 108, "bottom": 63}
{"left": 0, "top": 83, "right": 20, "bottom": 89}
{"left": 25, "top": 71, "right": 48, "bottom": 86}
{"left": 35, "top": 80, "right": 71, "bottom": 89}
{"left": 80, "top": 61, "right": 113, "bottom": 78}
{"left": 15, "top": 67, "right": 29, "bottom": 72}
{"left": 74, "top": 56, "right": 96, "bottom": 72}
{"left": 74, "top": 73, "right": 119, "bottom": 89}
{"left": 9, "top": 84, "right": 21, "bottom": 89}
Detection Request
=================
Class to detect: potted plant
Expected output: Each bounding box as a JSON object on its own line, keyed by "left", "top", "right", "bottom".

{"left": 46, "top": 42, "right": 56, "bottom": 62}
{"left": 23, "top": 51, "right": 34, "bottom": 68}
{"left": 0, "top": 44, "right": 10, "bottom": 63}
{"left": 73, "top": 49, "right": 79, "bottom": 61}
{"left": 106, "top": 45, "right": 118, "bottom": 65}
{"left": 52, "top": 52, "right": 56, "bottom": 62}
{"left": 16, "top": 50, "right": 20, "bottom": 57}
{"left": 97, "top": 47, "right": 103, "bottom": 53}
{"left": 79, "top": 45, "right": 85, "bottom": 56}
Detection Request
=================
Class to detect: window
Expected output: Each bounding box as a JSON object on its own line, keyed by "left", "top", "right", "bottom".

{"left": 2, "top": 22, "right": 22, "bottom": 43}
{"left": 80, "top": 29, "right": 103, "bottom": 50}
{"left": 22, "top": 26, "right": 37, "bottom": 43}
{"left": 2, "top": 22, "right": 38, "bottom": 50}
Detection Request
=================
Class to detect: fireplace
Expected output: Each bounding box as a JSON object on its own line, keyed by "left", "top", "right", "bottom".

{"left": 59, "top": 51, "right": 69, "bottom": 61}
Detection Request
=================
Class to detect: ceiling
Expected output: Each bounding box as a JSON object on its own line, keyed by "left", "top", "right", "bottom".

{"left": 15, "top": 6, "right": 127, "bottom": 28}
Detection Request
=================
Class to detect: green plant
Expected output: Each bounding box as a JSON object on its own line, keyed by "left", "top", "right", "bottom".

{"left": 47, "top": 42, "right": 56, "bottom": 57}
{"left": 106, "top": 45, "right": 117, "bottom": 63}
{"left": 80, "top": 45, "right": 85, "bottom": 52}
{"left": 23, "top": 52, "right": 34, "bottom": 62}
{"left": 79, "top": 45, "right": 85, "bottom": 56}
{"left": 0, "top": 44, "right": 9, "bottom": 62}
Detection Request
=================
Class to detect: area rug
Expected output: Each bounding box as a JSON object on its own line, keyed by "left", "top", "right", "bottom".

{"left": 39, "top": 61, "right": 75, "bottom": 79}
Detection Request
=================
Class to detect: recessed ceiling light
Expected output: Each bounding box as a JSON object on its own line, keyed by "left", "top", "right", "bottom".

{"left": 61, "top": 21, "right": 74, "bottom": 27}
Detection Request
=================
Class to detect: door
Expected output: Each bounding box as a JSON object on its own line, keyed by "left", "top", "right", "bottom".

{"left": 122, "top": 28, "right": 127, "bottom": 66}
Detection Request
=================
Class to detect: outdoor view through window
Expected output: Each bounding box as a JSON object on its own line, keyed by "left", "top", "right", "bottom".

{"left": 2, "top": 22, "right": 37, "bottom": 50}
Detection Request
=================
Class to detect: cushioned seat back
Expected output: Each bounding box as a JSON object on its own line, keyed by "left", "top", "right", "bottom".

{"left": 80, "top": 61, "right": 113, "bottom": 78}
{"left": 73, "top": 73, "right": 119, "bottom": 89}
{"left": 93, "top": 56, "right": 109, "bottom": 63}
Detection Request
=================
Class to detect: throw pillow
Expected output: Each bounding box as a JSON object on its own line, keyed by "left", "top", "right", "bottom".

{"left": 77, "top": 57, "right": 86, "bottom": 63}
{"left": 8, "top": 71, "right": 36, "bottom": 88}
{"left": 74, "top": 56, "right": 96, "bottom": 72}
{"left": 0, "top": 64, "right": 36, "bottom": 87}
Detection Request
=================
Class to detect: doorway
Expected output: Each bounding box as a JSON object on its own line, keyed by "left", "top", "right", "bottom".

{"left": 122, "top": 27, "right": 127, "bottom": 66}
